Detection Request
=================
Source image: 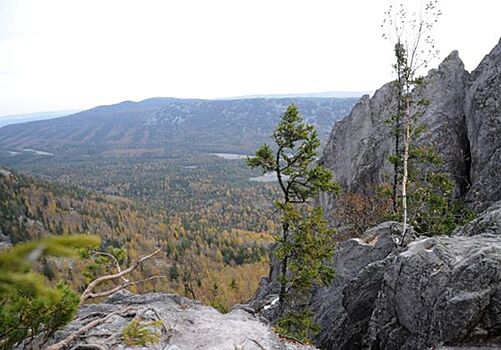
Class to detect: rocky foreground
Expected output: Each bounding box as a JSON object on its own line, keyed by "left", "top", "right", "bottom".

{"left": 310, "top": 202, "right": 501, "bottom": 350}
{"left": 44, "top": 291, "right": 315, "bottom": 350}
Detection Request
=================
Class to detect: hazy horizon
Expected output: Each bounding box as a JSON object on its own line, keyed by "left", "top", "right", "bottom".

{"left": 0, "top": 91, "right": 368, "bottom": 120}
{"left": 1, "top": 0, "right": 500, "bottom": 116}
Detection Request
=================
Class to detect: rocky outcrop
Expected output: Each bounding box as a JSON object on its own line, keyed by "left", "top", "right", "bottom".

{"left": 45, "top": 291, "right": 316, "bottom": 350}
{"left": 415, "top": 50, "right": 471, "bottom": 197}
{"left": 253, "top": 40, "right": 501, "bottom": 349}
{"left": 464, "top": 38, "right": 501, "bottom": 211}
{"left": 367, "top": 233, "right": 501, "bottom": 349}
{"left": 309, "top": 203, "right": 501, "bottom": 350}
{"left": 311, "top": 222, "right": 408, "bottom": 349}
{"left": 321, "top": 83, "right": 397, "bottom": 195}
{"left": 322, "top": 38, "right": 501, "bottom": 213}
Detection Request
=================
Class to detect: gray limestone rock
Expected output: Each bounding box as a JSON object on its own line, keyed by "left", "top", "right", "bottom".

{"left": 321, "top": 83, "right": 396, "bottom": 196}
{"left": 321, "top": 50, "right": 471, "bottom": 219}
{"left": 464, "top": 38, "right": 501, "bottom": 211}
{"left": 414, "top": 50, "right": 471, "bottom": 197}
{"left": 321, "top": 38, "right": 501, "bottom": 215}
{"left": 44, "top": 292, "right": 317, "bottom": 350}
{"left": 308, "top": 204, "right": 501, "bottom": 350}
{"left": 366, "top": 232, "right": 501, "bottom": 349}
{"left": 311, "top": 222, "right": 406, "bottom": 349}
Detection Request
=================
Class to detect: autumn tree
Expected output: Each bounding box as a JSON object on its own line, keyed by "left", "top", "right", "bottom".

{"left": 333, "top": 190, "right": 393, "bottom": 240}
{"left": 247, "top": 104, "right": 338, "bottom": 340}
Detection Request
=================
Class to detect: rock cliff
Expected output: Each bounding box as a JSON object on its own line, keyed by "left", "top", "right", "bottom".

{"left": 322, "top": 38, "right": 501, "bottom": 213}
{"left": 464, "top": 39, "right": 501, "bottom": 211}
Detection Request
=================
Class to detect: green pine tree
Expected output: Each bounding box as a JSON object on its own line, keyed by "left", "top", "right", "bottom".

{"left": 247, "top": 104, "right": 339, "bottom": 341}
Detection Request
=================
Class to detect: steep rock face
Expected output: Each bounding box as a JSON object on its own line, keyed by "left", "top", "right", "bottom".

{"left": 310, "top": 203, "right": 501, "bottom": 350}
{"left": 45, "top": 292, "right": 316, "bottom": 350}
{"left": 322, "top": 83, "right": 397, "bottom": 194}
{"left": 415, "top": 51, "right": 471, "bottom": 196}
{"left": 319, "top": 84, "right": 397, "bottom": 222}
{"left": 311, "top": 222, "right": 407, "bottom": 349}
{"left": 322, "top": 51, "right": 470, "bottom": 203}
{"left": 322, "top": 39, "right": 501, "bottom": 213}
{"left": 464, "top": 38, "right": 501, "bottom": 211}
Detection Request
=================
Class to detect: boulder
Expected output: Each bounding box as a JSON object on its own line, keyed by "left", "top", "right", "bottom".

{"left": 309, "top": 204, "right": 501, "bottom": 350}
{"left": 311, "top": 222, "right": 405, "bottom": 350}
{"left": 367, "top": 231, "right": 501, "bottom": 349}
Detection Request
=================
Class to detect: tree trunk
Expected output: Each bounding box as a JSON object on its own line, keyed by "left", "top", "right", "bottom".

{"left": 401, "top": 121, "right": 410, "bottom": 245}
{"left": 393, "top": 77, "right": 403, "bottom": 213}
{"left": 278, "top": 222, "right": 289, "bottom": 312}
{"left": 393, "top": 132, "right": 400, "bottom": 212}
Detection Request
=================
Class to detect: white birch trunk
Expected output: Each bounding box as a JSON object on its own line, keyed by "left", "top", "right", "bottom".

{"left": 401, "top": 120, "right": 410, "bottom": 244}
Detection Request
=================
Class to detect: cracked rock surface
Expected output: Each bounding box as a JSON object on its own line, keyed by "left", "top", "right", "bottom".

{"left": 45, "top": 292, "right": 316, "bottom": 350}
{"left": 310, "top": 204, "right": 501, "bottom": 350}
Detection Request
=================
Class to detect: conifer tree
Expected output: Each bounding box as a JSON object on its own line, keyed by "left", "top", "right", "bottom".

{"left": 248, "top": 104, "right": 338, "bottom": 339}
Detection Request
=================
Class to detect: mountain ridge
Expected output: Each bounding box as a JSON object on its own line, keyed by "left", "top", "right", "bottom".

{"left": 0, "top": 97, "right": 357, "bottom": 163}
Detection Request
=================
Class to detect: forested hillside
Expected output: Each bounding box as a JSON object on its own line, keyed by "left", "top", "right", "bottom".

{"left": 0, "top": 167, "right": 272, "bottom": 310}
{"left": 0, "top": 97, "right": 356, "bottom": 164}
{"left": 17, "top": 153, "right": 280, "bottom": 230}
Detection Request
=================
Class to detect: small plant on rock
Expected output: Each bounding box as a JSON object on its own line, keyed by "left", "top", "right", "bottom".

{"left": 122, "top": 318, "right": 163, "bottom": 346}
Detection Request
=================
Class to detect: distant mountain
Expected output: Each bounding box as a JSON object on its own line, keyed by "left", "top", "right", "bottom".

{"left": 219, "top": 91, "right": 372, "bottom": 99}
{"left": 0, "top": 97, "right": 357, "bottom": 162}
{"left": 0, "top": 109, "right": 81, "bottom": 128}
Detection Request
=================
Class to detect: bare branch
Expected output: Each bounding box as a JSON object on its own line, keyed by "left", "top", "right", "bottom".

{"left": 248, "top": 338, "right": 267, "bottom": 350}
{"left": 80, "top": 249, "right": 162, "bottom": 304}
{"left": 46, "top": 307, "right": 136, "bottom": 350}
{"left": 91, "top": 251, "right": 128, "bottom": 283}
{"left": 81, "top": 275, "right": 167, "bottom": 302}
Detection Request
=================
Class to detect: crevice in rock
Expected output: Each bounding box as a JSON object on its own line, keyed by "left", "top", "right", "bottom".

{"left": 462, "top": 128, "right": 473, "bottom": 195}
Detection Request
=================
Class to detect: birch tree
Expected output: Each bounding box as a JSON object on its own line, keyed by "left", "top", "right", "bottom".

{"left": 382, "top": 1, "right": 441, "bottom": 243}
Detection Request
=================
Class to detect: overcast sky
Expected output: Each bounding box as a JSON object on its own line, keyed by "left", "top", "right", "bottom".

{"left": 0, "top": 0, "right": 500, "bottom": 116}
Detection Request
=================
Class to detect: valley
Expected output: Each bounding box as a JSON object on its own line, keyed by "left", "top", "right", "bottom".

{"left": 0, "top": 96, "right": 357, "bottom": 311}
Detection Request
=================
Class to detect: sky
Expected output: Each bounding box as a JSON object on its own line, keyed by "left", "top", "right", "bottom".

{"left": 0, "top": 0, "right": 500, "bottom": 116}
